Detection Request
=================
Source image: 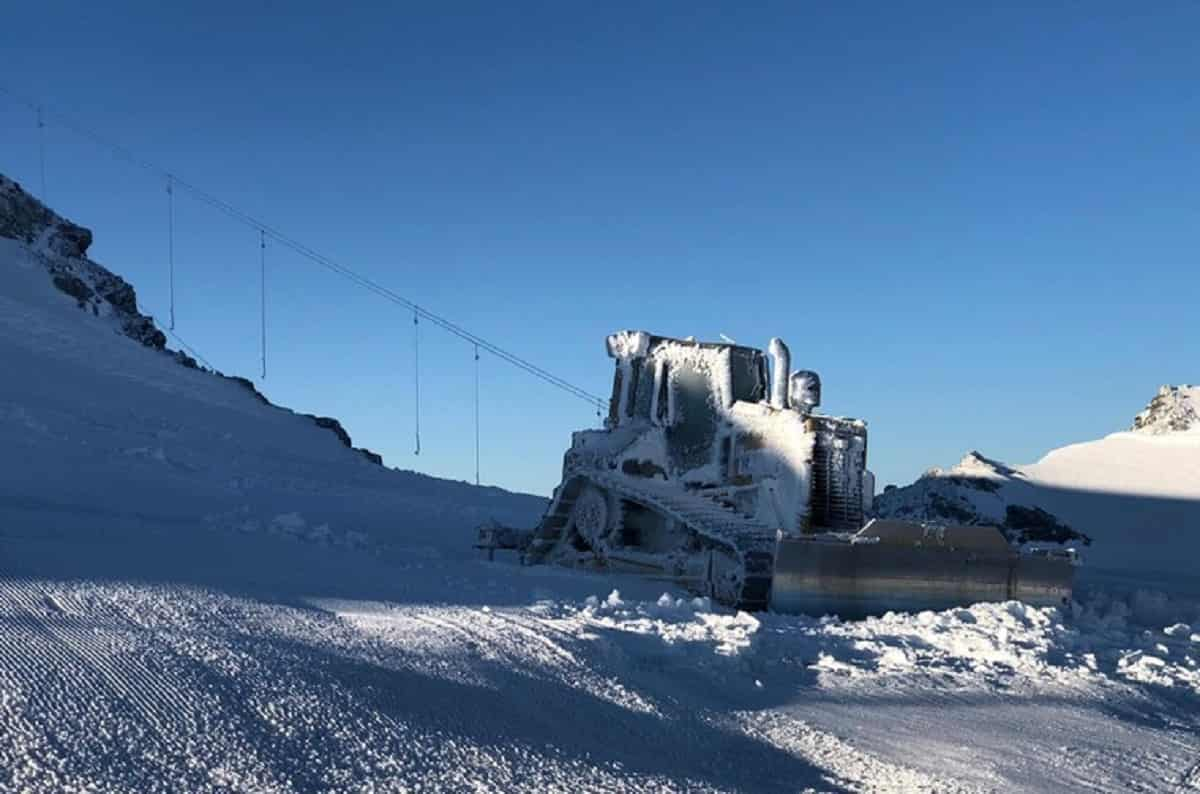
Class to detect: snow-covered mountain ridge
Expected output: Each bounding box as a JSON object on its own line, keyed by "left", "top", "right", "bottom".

{"left": 875, "top": 389, "right": 1200, "bottom": 577}
{"left": 0, "top": 172, "right": 386, "bottom": 465}
{"left": 1132, "top": 384, "right": 1200, "bottom": 434}
{"left": 1, "top": 173, "right": 167, "bottom": 350}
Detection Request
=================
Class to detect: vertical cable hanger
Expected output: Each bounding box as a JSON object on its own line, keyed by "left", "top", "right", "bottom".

{"left": 0, "top": 88, "right": 613, "bottom": 414}
{"left": 166, "top": 175, "right": 176, "bottom": 330}
{"left": 36, "top": 105, "right": 47, "bottom": 201}
{"left": 474, "top": 343, "right": 481, "bottom": 486}
{"left": 260, "top": 229, "right": 267, "bottom": 380}
{"left": 413, "top": 309, "right": 421, "bottom": 455}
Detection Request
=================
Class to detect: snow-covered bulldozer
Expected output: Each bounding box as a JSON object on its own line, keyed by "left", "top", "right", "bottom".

{"left": 485, "top": 331, "right": 1075, "bottom": 615}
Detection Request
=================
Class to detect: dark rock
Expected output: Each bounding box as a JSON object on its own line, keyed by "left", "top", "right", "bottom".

{"left": 306, "top": 415, "right": 386, "bottom": 466}
{"left": 309, "top": 416, "right": 353, "bottom": 448}
{"left": 927, "top": 493, "right": 980, "bottom": 524}
{"left": 47, "top": 221, "right": 92, "bottom": 259}
{"left": 1132, "top": 385, "right": 1199, "bottom": 434}
{"left": 226, "top": 376, "right": 271, "bottom": 405}
{"left": 119, "top": 316, "right": 166, "bottom": 350}
{"left": 93, "top": 273, "right": 138, "bottom": 315}
{"left": 0, "top": 174, "right": 92, "bottom": 258}
{"left": 943, "top": 475, "right": 1001, "bottom": 493}
{"left": 52, "top": 274, "right": 94, "bottom": 306}
{"left": 1003, "top": 505, "right": 1091, "bottom": 546}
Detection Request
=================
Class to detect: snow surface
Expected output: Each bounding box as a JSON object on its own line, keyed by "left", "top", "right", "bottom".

{"left": 3, "top": 223, "right": 1200, "bottom": 790}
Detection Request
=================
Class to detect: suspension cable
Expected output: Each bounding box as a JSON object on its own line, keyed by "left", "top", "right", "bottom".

{"left": 474, "top": 343, "right": 481, "bottom": 486}
{"left": 166, "top": 175, "right": 175, "bottom": 330}
{"left": 36, "top": 105, "right": 46, "bottom": 201}
{"left": 260, "top": 229, "right": 267, "bottom": 379}
{"left": 413, "top": 309, "right": 421, "bottom": 456}
{"left": 0, "top": 85, "right": 607, "bottom": 413}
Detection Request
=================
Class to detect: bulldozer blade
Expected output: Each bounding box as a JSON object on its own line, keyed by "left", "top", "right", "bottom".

{"left": 770, "top": 536, "right": 1075, "bottom": 619}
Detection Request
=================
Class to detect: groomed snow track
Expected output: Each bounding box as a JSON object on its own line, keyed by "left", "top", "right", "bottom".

{"left": 530, "top": 471, "right": 777, "bottom": 610}
{"left": 0, "top": 575, "right": 1001, "bottom": 793}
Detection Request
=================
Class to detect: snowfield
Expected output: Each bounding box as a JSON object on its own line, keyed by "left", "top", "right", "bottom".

{"left": 3, "top": 187, "right": 1200, "bottom": 792}
{"left": 3, "top": 563, "right": 1199, "bottom": 792}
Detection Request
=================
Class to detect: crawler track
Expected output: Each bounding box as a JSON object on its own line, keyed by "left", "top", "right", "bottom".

{"left": 530, "top": 471, "right": 777, "bottom": 609}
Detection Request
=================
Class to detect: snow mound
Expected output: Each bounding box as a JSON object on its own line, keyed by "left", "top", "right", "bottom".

{"left": 543, "top": 588, "right": 1200, "bottom": 702}
{"left": 577, "top": 590, "right": 761, "bottom": 658}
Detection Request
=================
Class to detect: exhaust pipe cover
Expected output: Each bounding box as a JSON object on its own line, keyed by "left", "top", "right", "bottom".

{"left": 767, "top": 337, "right": 790, "bottom": 410}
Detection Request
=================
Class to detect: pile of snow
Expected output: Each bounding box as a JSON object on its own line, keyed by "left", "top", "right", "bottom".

{"left": 531, "top": 588, "right": 1200, "bottom": 790}
{"left": 555, "top": 588, "right": 1200, "bottom": 699}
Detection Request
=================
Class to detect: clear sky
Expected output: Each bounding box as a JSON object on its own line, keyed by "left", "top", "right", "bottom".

{"left": 2, "top": 2, "right": 1197, "bottom": 497}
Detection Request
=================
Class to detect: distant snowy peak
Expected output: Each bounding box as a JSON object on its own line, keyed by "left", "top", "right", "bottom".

{"left": 1131, "top": 385, "right": 1200, "bottom": 435}
{"left": 922, "top": 450, "right": 1018, "bottom": 482}
{"left": 874, "top": 450, "right": 1085, "bottom": 548}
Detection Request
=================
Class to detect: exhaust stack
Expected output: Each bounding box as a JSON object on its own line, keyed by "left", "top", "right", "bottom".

{"left": 768, "top": 338, "right": 790, "bottom": 410}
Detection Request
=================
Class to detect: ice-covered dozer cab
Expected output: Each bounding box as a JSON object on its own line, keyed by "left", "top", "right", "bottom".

{"left": 487, "top": 331, "right": 1075, "bottom": 616}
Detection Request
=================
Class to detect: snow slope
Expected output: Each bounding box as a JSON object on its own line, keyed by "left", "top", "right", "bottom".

{"left": 2, "top": 182, "right": 1200, "bottom": 792}
{"left": 0, "top": 229, "right": 543, "bottom": 561}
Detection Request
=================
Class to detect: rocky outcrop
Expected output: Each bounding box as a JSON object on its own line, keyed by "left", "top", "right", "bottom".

{"left": 1, "top": 174, "right": 167, "bottom": 350}
{"left": 224, "top": 375, "right": 384, "bottom": 465}
{"left": 1, "top": 171, "right": 384, "bottom": 467}
{"left": 872, "top": 451, "right": 1090, "bottom": 547}
{"left": 1132, "top": 385, "right": 1199, "bottom": 435}
{"left": 305, "top": 415, "right": 384, "bottom": 465}
{"left": 0, "top": 174, "right": 92, "bottom": 258}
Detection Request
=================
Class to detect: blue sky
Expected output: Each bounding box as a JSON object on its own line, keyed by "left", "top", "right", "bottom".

{"left": 3, "top": 2, "right": 1197, "bottom": 496}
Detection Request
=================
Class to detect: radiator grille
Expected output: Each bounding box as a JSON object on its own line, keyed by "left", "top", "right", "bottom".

{"left": 810, "top": 416, "right": 868, "bottom": 531}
